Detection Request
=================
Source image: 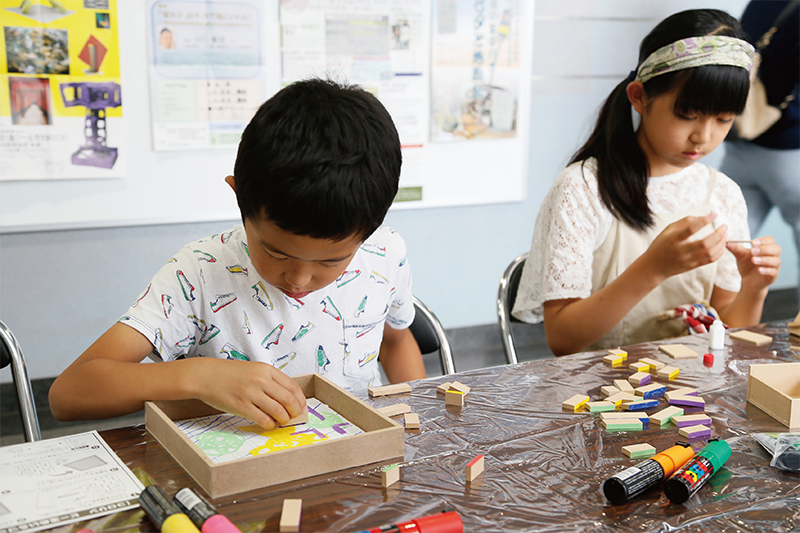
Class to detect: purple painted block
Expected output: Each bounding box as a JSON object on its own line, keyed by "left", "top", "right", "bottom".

{"left": 680, "top": 425, "right": 712, "bottom": 439}
{"left": 669, "top": 396, "right": 705, "bottom": 409}
{"left": 674, "top": 416, "right": 712, "bottom": 428}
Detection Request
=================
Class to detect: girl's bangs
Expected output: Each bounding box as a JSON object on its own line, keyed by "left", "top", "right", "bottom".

{"left": 672, "top": 65, "right": 749, "bottom": 116}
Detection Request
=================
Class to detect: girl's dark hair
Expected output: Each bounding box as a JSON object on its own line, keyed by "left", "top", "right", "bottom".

{"left": 570, "top": 9, "right": 750, "bottom": 230}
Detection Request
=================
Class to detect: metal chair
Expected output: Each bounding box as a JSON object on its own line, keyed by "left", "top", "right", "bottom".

{"left": 496, "top": 253, "right": 528, "bottom": 365}
{"left": 0, "top": 319, "right": 41, "bottom": 441}
{"left": 410, "top": 296, "right": 456, "bottom": 375}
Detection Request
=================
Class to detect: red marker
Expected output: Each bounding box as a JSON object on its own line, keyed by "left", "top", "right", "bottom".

{"left": 355, "top": 510, "right": 462, "bottom": 533}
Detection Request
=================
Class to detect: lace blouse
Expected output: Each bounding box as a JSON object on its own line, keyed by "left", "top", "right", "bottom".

{"left": 512, "top": 159, "right": 749, "bottom": 323}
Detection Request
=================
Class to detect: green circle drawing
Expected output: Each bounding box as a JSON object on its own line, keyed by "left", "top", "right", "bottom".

{"left": 196, "top": 431, "right": 246, "bottom": 456}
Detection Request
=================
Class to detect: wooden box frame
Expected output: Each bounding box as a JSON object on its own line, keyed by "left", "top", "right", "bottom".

{"left": 747, "top": 363, "right": 800, "bottom": 429}
{"left": 145, "top": 373, "right": 404, "bottom": 498}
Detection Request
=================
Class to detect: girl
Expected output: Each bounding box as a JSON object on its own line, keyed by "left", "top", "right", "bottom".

{"left": 513, "top": 9, "right": 782, "bottom": 355}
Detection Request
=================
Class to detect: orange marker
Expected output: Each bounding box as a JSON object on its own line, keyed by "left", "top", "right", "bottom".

{"left": 603, "top": 443, "right": 695, "bottom": 505}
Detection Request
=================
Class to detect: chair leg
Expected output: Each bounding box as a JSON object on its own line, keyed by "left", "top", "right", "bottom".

{"left": 0, "top": 321, "right": 41, "bottom": 442}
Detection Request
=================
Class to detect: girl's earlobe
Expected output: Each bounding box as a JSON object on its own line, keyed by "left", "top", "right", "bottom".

{"left": 626, "top": 81, "right": 646, "bottom": 114}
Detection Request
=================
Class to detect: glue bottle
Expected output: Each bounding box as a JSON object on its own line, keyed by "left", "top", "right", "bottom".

{"left": 708, "top": 319, "right": 725, "bottom": 350}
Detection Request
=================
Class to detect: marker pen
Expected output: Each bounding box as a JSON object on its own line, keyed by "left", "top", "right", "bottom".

{"left": 603, "top": 443, "right": 695, "bottom": 505}
{"left": 139, "top": 485, "right": 200, "bottom": 533}
{"left": 355, "top": 510, "right": 463, "bottom": 533}
{"left": 664, "top": 439, "right": 731, "bottom": 504}
{"left": 173, "top": 487, "right": 242, "bottom": 533}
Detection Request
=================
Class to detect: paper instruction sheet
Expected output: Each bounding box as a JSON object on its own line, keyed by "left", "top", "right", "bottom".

{"left": 0, "top": 431, "right": 143, "bottom": 533}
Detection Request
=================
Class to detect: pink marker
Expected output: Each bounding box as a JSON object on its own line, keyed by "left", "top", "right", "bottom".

{"left": 173, "top": 487, "right": 242, "bottom": 533}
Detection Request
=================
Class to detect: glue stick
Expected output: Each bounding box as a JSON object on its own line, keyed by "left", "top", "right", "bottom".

{"left": 602, "top": 443, "right": 695, "bottom": 505}
{"left": 138, "top": 485, "right": 200, "bottom": 533}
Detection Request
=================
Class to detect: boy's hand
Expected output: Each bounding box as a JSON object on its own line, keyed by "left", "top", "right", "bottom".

{"left": 727, "top": 236, "right": 781, "bottom": 293}
{"left": 192, "top": 359, "right": 307, "bottom": 430}
{"left": 644, "top": 213, "right": 727, "bottom": 282}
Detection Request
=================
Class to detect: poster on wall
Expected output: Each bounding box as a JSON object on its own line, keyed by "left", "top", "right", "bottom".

{"left": 279, "top": 0, "right": 430, "bottom": 204}
{"left": 146, "top": 0, "right": 267, "bottom": 151}
{"left": 0, "top": 0, "right": 123, "bottom": 180}
{"left": 431, "top": 0, "right": 522, "bottom": 142}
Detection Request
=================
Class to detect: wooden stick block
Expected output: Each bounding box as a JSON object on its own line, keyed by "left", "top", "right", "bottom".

{"left": 279, "top": 499, "right": 302, "bottom": 532}
{"left": 622, "top": 443, "right": 656, "bottom": 459}
{"left": 604, "top": 353, "right": 625, "bottom": 366}
{"left": 436, "top": 382, "right": 453, "bottom": 394}
{"left": 679, "top": 424, "right": 712, "bottom": 440}
{"left": 668, "top": 395, "right": 705, "bottom": 409}
{"left": 649, "top": 406, "right": 684, "bottom": 426}
{"left": 729, "top": 330, "right": 773, "bottom": 346}
{"left": 601, "top": 411, "right": 650, "bottom": 422}
{"left": 635, "top": 383, "right": 666, "bottom": 399}
{"left": 377, "top": 403, "right": 411, "bottom": 418}
{"left": 587, "top": 401, "right": 616, "bottom": 413}
{"left": 659, "top": 344, "right": 698, "bottom": 359}
{"left": 621, "top": 399, "right": 659, "bottom": 411}
{"left": 614, "top": 379, "right": 635, "bottom": 393}
{"left": 466, "top": 454, "right": 485, "bottom": 482}
{"left": 665, "top": 387, "right": 698, "bottom": 400}
{"left": 562, "top": 394, "right": 590, "bottom": 412}
{"left": 629, "top": 362, "right": 650, "bottom": 372}
{"left": 657, "top": 366, "right": 680, "bottom": 380}
{"left": 672, "top": 414, "right": 712, "bottom": 428}
{"left": 601, "top": 385, "right": 621, "bottom": 397}
{"left": 403, "top": 412, "right": 420, "bottom": 429}
{"left": 607, "top": 348, "right": 628, "bottom": 360}
{"left": 628, "top": 372, "right": 651, "bottom": 386}
{"left": 281, "top": 409, "right": 309, "bottom": 427}
{"left": 605, "top": 391, "right": 636, "bottom": 406}
{"left": 639, "top": 357, "right": 666, "bottom": 371}
{"left": 369, "top": 383, "right": 412, "bottom": 397}
{"left": 448, "top": 381, "right": 471, "bottom": 394}
{"left": 446, "top": 389, "right": 465, "bottom": 407}
{"left": 381, "top": 464, "right": 400, "bottom": 487}
{"left": 603, "top": 419, "right": 644, "bottom": 431}
{"left": 790, "top": 345, "right": 800, "bottom": 353}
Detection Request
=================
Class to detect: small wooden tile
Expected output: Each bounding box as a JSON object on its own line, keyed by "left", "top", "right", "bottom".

{"left": 281, "top": 409, "right": 309, "bottom": 427}
{"left": 381, "top": 464, "right": 400, "bottom": 487}
{"left": 679, "top": 424, "right": 712, "bottom": 440}
{"left": 279, "top": 499, "right": 302, "bottom": 532}
{"left": 668, "top": 395, "right": 705, "bottom": 409}
{"left": 622, "top": 443, "right": 656, "bottom": 459}
{"left": 639, "top": 357, "right": 666, "bottom": 371}
{"left": 377, "top": 403, "right": 411, "bottom": 417}
{"left": 601, "top": 385, "right": 620, "bottom": 397}
{"left": 635, "top": 383, "right": 666, "bottom": 399}
{"left": 449, "top": 381, "right": 471, "bottom": 394}
{"left": 436, "top": 382, "right": 453, "bottom": 394}
{"left": 403, "top": 412, "right": 420, "bottom": 429}
{"left": 601, "top": 411, "right": 650, "bottom": 422}
{"left": 466, "top": 454, "right": 485, "bottom": 482}
{"left": 605, "top": 391, "right": 636, "bottom": 406}
{"left": 562, "top": 394, "right": 590, "bottom": 412}
{"left": 629, "top": 362, "right": 650, "bottom": 373}
{"left": 672, "top": 414, "right": 712, "bottom": 427}
{"left": 604, "top": 353, "right": 625, "bottom": 366}
{"left": 658, "top": 344, "right": 698, "bottom": 359}
{"left": 665, "top": 387, "right": 697, "bottom": 400}
{"left": 622, "top": 399, "right": 659, "bottom": 411}
{"left": 657, "top": 365, "right": 680, "bottom": 380}
{"left": 446, "top": 389, "right": 465, "bottom": 407}
{"left": 614, "top": 380, "right": 635, "bottom": 393}
{"left": 649, "top": 406, "right": 684, "bottom": 426}
{"left": 369, "top": 383, "right": 412, "bottom": 397}
{"left": 729, "top": 330, "right": 773, "bottom": 346}
{"left": 587, "top": 401, "right": 616, "bottom": 413}
{"left": 628, "top": 372, "right": 651, "bottom": 386}
{"left": 603, "top": 419, "right": 644, "bottom": 431}
{"left": 607, "top": 348, "right": 628, "bottom": 360}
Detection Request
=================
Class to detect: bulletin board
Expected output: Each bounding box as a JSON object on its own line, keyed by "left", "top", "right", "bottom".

{"left": 0, "top": 0, "right": 532, "bottom": 233}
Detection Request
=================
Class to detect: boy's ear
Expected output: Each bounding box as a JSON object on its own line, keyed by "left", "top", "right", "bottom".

{"left": 626, "top": 81, "right": 646, "bottom": 114}
{"left": 225, "top": 175, "right": 236, "bottom": 193}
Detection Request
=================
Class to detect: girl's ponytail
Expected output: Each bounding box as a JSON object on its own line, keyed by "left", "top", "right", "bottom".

{"left": 570, "top": 78, "right": 652, "bottom": 230}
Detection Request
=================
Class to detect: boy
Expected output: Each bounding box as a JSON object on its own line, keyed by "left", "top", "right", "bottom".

{"left": 49, "top": 79, "right": 426, "bottom": 429}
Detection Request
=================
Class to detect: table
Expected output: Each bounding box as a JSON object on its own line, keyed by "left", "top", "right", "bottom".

{"left": 49, "top": 322, "right": 800, "bottom": 533}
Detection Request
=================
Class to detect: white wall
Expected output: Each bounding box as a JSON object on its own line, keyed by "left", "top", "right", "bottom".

{"left": 3, "top": 0, "right": 797, "bottom": 383}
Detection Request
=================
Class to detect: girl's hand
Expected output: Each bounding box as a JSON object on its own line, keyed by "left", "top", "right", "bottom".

{"left": 727, "top": 236, "right": 781, "bottom": 293}
{"left": 643, "top": 213, "right": 727, "bottom": 281}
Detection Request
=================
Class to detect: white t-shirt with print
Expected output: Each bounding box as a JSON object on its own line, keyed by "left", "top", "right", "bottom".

{"left": 120, "top": 225, "right": 414, "bottom": 392}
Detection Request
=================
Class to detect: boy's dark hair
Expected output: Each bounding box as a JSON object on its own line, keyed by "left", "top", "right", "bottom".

{"left": 571, "top": 9, "right": 750, "bottom": 230}
{"left": 233, "top": 78, "right": 401, "bottom": 241}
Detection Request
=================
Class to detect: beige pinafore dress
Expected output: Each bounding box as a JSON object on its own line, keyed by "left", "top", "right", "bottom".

{"left": 588, "top": 167, "right": 720, "bottom": 351}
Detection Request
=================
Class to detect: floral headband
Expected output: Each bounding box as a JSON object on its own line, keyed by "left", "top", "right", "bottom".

{"left": 633, "top": 35, "right": 755, "bottom": 84}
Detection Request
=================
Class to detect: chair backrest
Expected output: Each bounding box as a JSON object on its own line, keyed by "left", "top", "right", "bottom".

{"left": 496, "top": 253, "right": 528, "bottom": 365}
{"left": 0, "top": 319, "right": 41, "bottom": 441}
{"left": 410, "top": 296, "right": 456, "bottom": 375}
